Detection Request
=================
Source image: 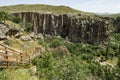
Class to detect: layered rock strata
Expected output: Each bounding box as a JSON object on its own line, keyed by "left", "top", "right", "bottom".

{"left": 12, "top": 12, "right": 110, "bottom": 43}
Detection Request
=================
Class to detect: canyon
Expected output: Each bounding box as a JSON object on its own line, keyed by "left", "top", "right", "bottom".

{"left": 12, "top": 12, "right": 113, "bottom": 43}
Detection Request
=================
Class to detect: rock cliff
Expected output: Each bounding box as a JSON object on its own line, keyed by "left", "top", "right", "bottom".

{"left": 12, "top": 12, "right": 111, "bottom": 43}
{"left": 113, "top": 17, "right": 120, "bottom": 33}
{"left": 0, "top": 24, "right": 20, "bottom": 40}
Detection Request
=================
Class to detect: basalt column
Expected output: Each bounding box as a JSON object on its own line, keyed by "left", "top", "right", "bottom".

{"left": 12, "top": 12, "right": 109, "bottom": 43}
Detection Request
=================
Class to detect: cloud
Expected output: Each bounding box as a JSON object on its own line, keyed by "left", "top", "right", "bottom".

{"left": 71, "top": 0, "right": 120, "bottom": 13}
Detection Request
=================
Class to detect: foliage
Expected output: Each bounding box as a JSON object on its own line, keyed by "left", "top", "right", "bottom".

{"left": 38, "top": 39, "right": 48, "bottom": 47}
{"left": 12, "top": 16, "right": 22, "bottom": 23}
{"left": 38, "top": 36, "right": 64, "bottom": 48}
{"left": 24, "top": 23, "right": 33, "bottom": 33}
{"left": 117, "top": 56, "right": 120, "bottom": 68}
{"left": 33, "top": 52, "right": 88, "bottom": 80}
{"left": 3, "top": 40, "right": 12, "bottom": 46}
{"left": 0, "top": 11, "right": 10, "bottom": 23}
{"left": 49, "top": 37, "right": 64, "bottom": 48}
{"left": 35, "top": 34, "right": 120, "bottom": 80}
{"left": 89, "top": 62, "right": 120, "bottom": 80}
{"left": 0, "top": 68, "right": 36, "bottom": 80}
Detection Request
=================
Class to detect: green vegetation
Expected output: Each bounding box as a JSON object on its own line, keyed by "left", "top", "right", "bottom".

{"left": 3, "top": 40, "right": 12, "bottom": 46}
{"left": 0, "top": 68, "right": 37, "bottom": 80}
{"left": 33, "top": 52, "right": 89, "bottom": 80}
{"left": 0, "top": 11, "right": 10, "bottom": 23}
{"left": 24, "top": 23, "right": 33, "bottom": 33}
{"left": 35, "top": 33, "right": 120, "bottom": 80}
{"left": 12, "top": 16, "right": 22, "bottom": 23}
{"left": 0, "top": 4, "right": 120, "bottom": 80}
{"left": 38, "top": 36, "right": 64, "bottom": 48}
{"left": 0, "top": 4, "right": 93, "bottom": 14}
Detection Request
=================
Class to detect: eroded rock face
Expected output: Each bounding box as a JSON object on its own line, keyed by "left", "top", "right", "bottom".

{"left": 113, "top": 17, "right": 120, "bottom": 33}
{"left": 12, "top": 12, "right": 110, "bottom": 43}
{"left": 0, "top": 24, "right": 20, "bottom": 40}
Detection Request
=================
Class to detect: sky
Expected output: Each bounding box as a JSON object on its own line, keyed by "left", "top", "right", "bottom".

{"left": 0, "top": 0, "right": 120, "bottom": 13}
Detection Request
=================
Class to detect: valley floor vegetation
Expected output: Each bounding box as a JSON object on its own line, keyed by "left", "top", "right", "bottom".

{"left": 0, "top": 11, "right": 120, "bottom": 80}
{"left": 1, "top": 33, "right": 120, "bottom": 80}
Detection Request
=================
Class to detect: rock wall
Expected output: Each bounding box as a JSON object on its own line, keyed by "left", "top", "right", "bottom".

{"left": 12, "top": 12, "right": 110, "bottom": 43}
{"left": 0, "top": 24, "right": 20, "bottom": 40}
{"left": 113, "top": 17, "right": 120, "bottom": 33}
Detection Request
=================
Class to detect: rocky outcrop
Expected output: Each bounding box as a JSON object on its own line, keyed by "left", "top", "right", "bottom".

{"left": 12, "top": 12, "right": 111, "bottom": 43}
{"left": 0, "top": 24, "right": 20, "bottom": 40}
{"left": 47, "top": 45, "right": 70, "bottom": 55}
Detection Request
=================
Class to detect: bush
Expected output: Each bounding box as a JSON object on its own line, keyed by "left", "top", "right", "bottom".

{"left": 3, "top": 40, "right": 12, "bottom": 46}
{"left": 0, "top": 11, "right": 10, "bottom": 23}
{"left": 24, "top": 23, "right": 33, "bottom": 33}
{"left": 12, "top": 16, "right": 22, "bottom": 23}
{"left": 0, "top": 68, "right": 36, "bottom": 80}
{"left": 38, "top": 39, "right": 48, "bottom": 47}
{"left": 33, "top": 52, "right": 88, "bottom": 80}
{"left": 49, "top": 37, "right": 63, "bottom": 48}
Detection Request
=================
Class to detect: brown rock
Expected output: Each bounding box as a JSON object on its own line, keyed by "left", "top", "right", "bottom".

{"left": 12, "top": 12, "right": 111, "bottom": 43}
{"left": 47, "top": 45, "right": 70, "bottom": 55}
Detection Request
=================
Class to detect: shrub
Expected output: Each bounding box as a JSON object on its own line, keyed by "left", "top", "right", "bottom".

{"left": 3, "top": 40, "right": 12, "bottom": 46}
{"left": 12, "top": 16, "right": 22, "bottom": 23}
{"left": 49, "top": 37, "right": 64, "bottom": 48}
{"left": 24, "top": 23, "right": 33, "bottom": 33}
{"left": 0, "top": 68, "right": 35, "bottom": 80}
{"left": 33, "top": 52, "right": 88, "bottom": 80}
{"left": 38, "top": 39, "right": 48, "bottom": 47}
{"left": 0, "top": 11, "right": 10, "bottom": 23}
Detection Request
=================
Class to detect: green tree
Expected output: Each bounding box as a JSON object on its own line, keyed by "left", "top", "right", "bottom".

{"left": 24, "top": 23, "right": 33, "bottom": 33}
{"left": 0, "top": 11, "right": 10, "bottom": 23}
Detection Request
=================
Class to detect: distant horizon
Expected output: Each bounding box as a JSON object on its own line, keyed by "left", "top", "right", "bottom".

{"left": 0, "top": 0, "right": 120, "bottom": 14}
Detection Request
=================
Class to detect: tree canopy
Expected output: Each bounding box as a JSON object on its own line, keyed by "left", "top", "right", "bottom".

{"left": 0, "top": 11, "right": 10, "bottom": 23}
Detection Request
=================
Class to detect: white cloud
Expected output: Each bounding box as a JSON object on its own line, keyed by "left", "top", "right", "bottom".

{"left": 71, "top": 0, "right": 120, "bottom": 13}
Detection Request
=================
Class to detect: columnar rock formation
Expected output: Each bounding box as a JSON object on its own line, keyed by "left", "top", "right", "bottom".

{"left": 114, "top": 17, "right": 120, "bottom": 33}
{"left": 12, "top": 12, "right": 110, "bottom": 43}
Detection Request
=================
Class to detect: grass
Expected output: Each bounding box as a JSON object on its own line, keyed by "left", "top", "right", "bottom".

{"left": 5, "top": 20, "right": 20, "bottom": 28}
{"left": 3, "top": 37, "right": 40, "bottom": 53}
{"left": 0, "top": 68, "right": 38, "bottom": 80}
{"left": 0, "top": 4, "right": 93, "bottom": 14}
{"left": 106, "top": 57, "right": 118, "bottom": 66}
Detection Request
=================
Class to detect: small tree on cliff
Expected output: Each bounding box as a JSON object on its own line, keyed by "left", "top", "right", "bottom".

{"left": 0, "top": 11, "right": 10, "bottom": 24}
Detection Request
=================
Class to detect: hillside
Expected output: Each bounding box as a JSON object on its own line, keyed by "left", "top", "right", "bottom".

{"left": 0, "top": 4, "right": 120, "bottom": 80}
{"left": 0, "top": 4, "right": 93, "bottom": 14}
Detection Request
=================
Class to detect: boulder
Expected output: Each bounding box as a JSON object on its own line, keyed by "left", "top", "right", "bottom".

{"left": 0, "top": 24, "right": 9, "bottom": 40}
{"left": 20, "top": 35, "right": 32, "bottom": 41}
{"left": 15, "top": 32, "right": 24, "bottom": 38}
{"left": 36, "top": 33, "right": 44, "bottom": 39}
{"left": 0, "top": 24, "right": 20, "bottom": 40}
{"left": 47, "top": 45, "right": 70, "bottom": 55}
{"left": 5, "top": 26, "right": 20, "bottom": 37}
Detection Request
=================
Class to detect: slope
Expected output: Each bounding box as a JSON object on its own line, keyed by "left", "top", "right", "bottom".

{"left": 0, "top": 4, "right": 93, "bottom": 14}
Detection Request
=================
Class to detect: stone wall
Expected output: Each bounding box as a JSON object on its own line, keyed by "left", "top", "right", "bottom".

{"left": 12, "top": 12, "right": 110, "bottom": 43}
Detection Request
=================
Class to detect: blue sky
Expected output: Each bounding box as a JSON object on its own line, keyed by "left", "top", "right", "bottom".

{"left": 0, "top": 0, "right": 120, "bottom": 13}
